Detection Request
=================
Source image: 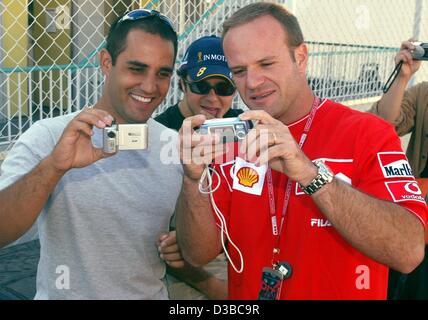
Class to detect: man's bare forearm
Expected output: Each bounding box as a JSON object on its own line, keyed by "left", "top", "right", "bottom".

{"left": 176, "top": 176, "right": 222, "bottom": 267}
{"left": 167, "top": 264, "right": 227, "bottom": 300}
{"left": 312, "top": 178, "right": 425, "bottom": 273}
{"left": 0, "top": 156, "right": 65, "bottom": 247}
{"left": 376, "top": 76, "right": 409, "bottom": 123}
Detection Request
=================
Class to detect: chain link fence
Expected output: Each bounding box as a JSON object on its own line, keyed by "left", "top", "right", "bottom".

{"left": 0, "top": 0, "right": 427, "bottom": 155}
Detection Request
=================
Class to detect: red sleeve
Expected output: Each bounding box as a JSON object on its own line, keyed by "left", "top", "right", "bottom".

{"left": 354, "top": 120, "right": 427, "bottom": 226}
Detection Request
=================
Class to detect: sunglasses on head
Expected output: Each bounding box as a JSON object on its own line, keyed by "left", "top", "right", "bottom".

{"left": 116, "top": 9, "right": 176, "bottom": 34}
{"left": 184, "top": 79, "right": 236, "bottom": 97}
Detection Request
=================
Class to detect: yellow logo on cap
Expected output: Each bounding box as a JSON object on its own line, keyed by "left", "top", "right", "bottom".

{"left": 197, "top": 52, "right": 203, "bottom": 62}
{"left": 197, "top": 67, "right": 207, "bottom": 77}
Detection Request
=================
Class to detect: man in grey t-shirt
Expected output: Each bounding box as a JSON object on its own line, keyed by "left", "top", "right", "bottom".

{"left": 0, "top": 9, "right": 182, "bottom": 299}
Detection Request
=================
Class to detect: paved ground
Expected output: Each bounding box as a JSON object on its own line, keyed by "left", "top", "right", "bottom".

{"left": 0, "top": 240, "right": 39, "bottom": 300}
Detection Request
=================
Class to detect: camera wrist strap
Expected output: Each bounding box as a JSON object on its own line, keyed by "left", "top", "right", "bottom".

{"left": 383, "top": 61, "right": 403, "bottom": 93}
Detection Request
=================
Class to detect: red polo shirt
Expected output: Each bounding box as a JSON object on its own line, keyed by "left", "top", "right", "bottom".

{"left": 211, "top": 99, "right": 428, "bottom": 300}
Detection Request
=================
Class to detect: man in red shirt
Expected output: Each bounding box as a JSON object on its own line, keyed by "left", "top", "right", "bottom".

{"left": 175, "top": 3, "right": 428, "bottom": 299}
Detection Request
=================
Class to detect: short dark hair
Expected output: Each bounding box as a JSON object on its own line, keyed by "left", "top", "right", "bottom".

{"left": 106, "top": 13, "right": 178, "bottom": 65}
{"left": 222, "top": 3, "right": 304, "bottom": 49}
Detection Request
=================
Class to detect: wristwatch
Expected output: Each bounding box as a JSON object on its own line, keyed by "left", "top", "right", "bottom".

{"left": 300, "top": 160, "right": 334, "bottom": 195}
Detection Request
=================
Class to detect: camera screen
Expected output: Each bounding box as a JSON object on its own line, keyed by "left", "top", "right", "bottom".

{"left": 209, "top": 126, "right": 236, "bottom": 143}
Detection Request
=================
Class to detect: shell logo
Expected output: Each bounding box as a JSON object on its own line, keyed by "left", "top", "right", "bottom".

{"left": 237, "top": 167, "right": 259, "bottom": 188}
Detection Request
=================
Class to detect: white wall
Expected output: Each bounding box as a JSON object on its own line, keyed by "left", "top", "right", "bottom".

{"left": 293, "top": 0, "right": 428, "bottom": 83}
{"left": 71, "top": 0, "right": 104, "bottom": 64}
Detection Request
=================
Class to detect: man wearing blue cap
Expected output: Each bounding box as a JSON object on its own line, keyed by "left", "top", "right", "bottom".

{"left": 155, "top": 35, "right": 242, "bottom": 130}
{"left": 155, "top": 35, "right": 240, "bottom": 300}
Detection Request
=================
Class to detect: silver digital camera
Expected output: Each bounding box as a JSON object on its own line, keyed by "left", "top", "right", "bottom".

{"left": 411, "top": 42, "right": 428, "bottom": 60}
{"left": 199, "top": 117, "right": 251, "bottom": 143}
{"left": 103, "top": 123, "right": 148, "bottom": 153}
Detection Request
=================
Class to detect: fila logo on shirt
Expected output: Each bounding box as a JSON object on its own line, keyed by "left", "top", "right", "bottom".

{"left": 385, "top": 180, "right": 426, "bottom": 203}
{"left": 377, "top": 152, "right": 413, "bottom": 178}
{"left": 310, "top": 218, "right": 332, "bottom": 228}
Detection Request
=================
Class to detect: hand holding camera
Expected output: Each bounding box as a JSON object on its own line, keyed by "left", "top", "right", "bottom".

{"left": 50, "top": 108, "right": 115, "bottom": 173}
{"left": 179, "top": 115, "right": 251, "bottom": 181}
{"left": 198, "top": 117, "right": 252, "bottom": 143}
{"left": 383, "top": 40, "right": 425, "bottom": 93}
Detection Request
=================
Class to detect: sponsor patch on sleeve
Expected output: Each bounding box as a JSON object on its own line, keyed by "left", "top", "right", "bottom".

{"left": 377, "top": 152, "right": 414, "bottom": 178}
{"left": 385, "top": 180, "right": 426, "bottom": 203}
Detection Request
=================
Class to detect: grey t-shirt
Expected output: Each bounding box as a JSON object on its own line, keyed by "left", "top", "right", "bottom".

{"left": 0, "top": 112, "right": 183, "bottom": 299}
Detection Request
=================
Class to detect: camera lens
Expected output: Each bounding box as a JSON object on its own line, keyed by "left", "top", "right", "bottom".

{"left": 236, "top": 130, "right": 246, "bottom": 139}
{"left": 107, "top": 131, "right": 116, "bottom": 138}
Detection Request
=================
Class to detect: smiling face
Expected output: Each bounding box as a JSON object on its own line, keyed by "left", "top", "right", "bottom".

{"left": 99, "top": 29, "right": 175, "bottom": 123}
{"left": 179, "top": 76, "right": 235, "bottom": 119}
{"left": 223, "top": 15, "right": 310, "bottom": 124}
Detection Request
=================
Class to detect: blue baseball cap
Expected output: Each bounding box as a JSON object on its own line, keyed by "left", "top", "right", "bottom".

{"left": 178, "top": 35, "right": 233, "bottom": 84}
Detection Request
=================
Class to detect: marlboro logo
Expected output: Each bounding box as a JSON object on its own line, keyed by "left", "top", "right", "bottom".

{"left": 377, "top": 152, "right": 413, "bottom": 178}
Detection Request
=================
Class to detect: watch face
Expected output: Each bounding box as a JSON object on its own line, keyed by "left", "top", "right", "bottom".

{"left": 316, "top": 161, "right": 334, "bottom": 182}
{"left": 300, "top": 160, "right": 334, "bottom": 195}
{"left": 319, "top": 163, "right": 329, "bottom": 174}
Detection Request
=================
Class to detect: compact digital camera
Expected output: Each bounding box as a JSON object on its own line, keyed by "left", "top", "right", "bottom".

{"left": 199, "top": 117, "right": 251, "bottom": 143}
{"left": 103, "top": 123, "right": 148, "bottom": 153}
{"left": 411, "top": 42, "right": 428, "bottom": 60}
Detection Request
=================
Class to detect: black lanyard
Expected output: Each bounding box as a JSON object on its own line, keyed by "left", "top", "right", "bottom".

{"left": 266, "top": 97, "right": 321, "bottom": 267}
